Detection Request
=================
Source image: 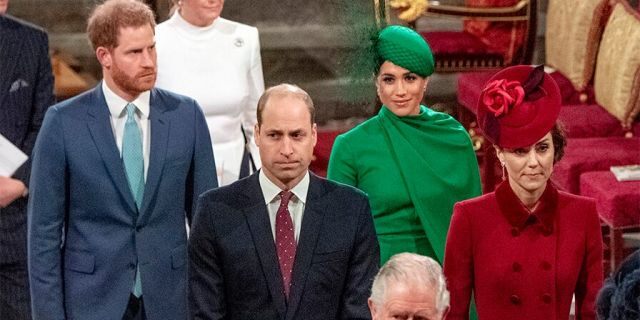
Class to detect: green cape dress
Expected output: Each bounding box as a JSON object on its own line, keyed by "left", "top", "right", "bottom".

{"left": 328, "top": 105, "right": 481, "bottom": 264}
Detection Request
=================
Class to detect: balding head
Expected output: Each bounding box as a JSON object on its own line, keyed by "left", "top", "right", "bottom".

{"left": 256, "top": 84, "right": 315, "bottom": 127}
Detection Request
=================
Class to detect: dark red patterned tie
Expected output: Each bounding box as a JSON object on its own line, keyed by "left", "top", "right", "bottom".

{"left": 276, "top": 191, "right": 296, "bottom": 298}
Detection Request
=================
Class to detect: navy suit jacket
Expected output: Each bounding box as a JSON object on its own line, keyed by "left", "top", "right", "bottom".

{"left": 0, "top": 14, "right": 54, "bottom": 264}
{"left": 188, "top": 172, "right": 380, "bottom": 320}
{"left": 28, "top": 84, "right": 218, "bottom": 320}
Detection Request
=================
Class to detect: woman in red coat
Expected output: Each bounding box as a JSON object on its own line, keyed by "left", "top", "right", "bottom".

{"left": 444, "top": 65, "right": 604, "bottom": 320}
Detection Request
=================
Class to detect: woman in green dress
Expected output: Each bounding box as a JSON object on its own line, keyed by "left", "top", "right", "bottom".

{"left": 327, "top": 25, "right": 481, "bottom": 264}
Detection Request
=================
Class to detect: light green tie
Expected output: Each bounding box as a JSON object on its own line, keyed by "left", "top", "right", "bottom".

{"left": 122, "top": 103, "right": 144, "bottom": 297}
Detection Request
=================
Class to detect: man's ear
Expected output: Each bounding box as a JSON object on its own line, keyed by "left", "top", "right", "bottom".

{"left": 311, "top": 123, "right": 317, "bottom": 147}
{"left": 367, "top": 298, "right": 377, "bottom": 319}
{"left": 96, "top": 46, "right": 112, "bottom": 69}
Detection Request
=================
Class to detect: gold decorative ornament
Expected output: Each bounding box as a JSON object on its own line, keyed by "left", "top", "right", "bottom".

{"left": 388, "top": 0, "right": 428, "bottom": 22}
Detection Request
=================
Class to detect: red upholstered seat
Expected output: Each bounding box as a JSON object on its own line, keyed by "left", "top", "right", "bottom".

{"left": 421, "top": 31, "right": 505, "bottom": 70}
{"left": 398, "top": 0, "right": 537, "bottom": 73}
{"left": 310, "top": 130, "right": 343, "bottom": 177}
{"left": 421, "top": 31, "right": 504, "bottom": 56}
{"left": 580, "top": 171, "right": 640, "bottom": 228}
{"left": 580, "top": 170, "right": 640, "bottom": 272}
{"left": 552, "top": 137, "right": 640, "bottom": 194}
{"left": 559, "top": 104, "right": 634, "bottom": 138}
{"left": 551, "top": 72, "right": 596, "bottom": 105}
{"left": 459, "top": 0, "right": 531, "bottom": 66}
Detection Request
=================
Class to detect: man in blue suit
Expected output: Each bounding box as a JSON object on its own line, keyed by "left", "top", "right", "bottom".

{"left": 188, "top": 84, "right": 380, "bottom": 320}
{"left": 0, "top": 0, "right": 54, "bottom": 318}
{"left": 27, "top": 0, "right": 217, "bottom": 319}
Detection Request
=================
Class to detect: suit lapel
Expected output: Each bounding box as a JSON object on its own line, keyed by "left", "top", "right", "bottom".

{"left": 0, "top": 16, "right": 23, "bottom": 110}
{"left": 86, "top": 84, "right": 137, "bottom": 213}
{"left": 139, "top": 89, "right": 170, "bottom": 219}
{"left": 242, "top": 174, "right": 287, "bottom": 319}
{"left": 285, "top": 174, "right": 326, "bottom": 320}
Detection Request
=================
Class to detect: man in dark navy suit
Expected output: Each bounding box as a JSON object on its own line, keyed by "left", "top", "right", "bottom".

{"left": 188, "top": 84, "right": 380, "bottom": 320}
{"left": 28, "top": 0, "right": 217, "bottom": 319}
{"left": 0, "top": 0, "right": 54, "bottom": 318}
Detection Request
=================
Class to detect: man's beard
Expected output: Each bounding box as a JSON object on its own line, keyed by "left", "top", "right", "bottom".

{"left": 111, "top": 60, "right": 156, "bottom": 97}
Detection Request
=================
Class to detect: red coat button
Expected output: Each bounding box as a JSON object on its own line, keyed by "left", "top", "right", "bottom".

{"left": 542, "top": 293, "right": 552, "bottom": 304}
{"left": 512, "top": 262, "right": 522, "bottom": 272}
{"left": 511, "top": 228, "right": 520, "bottom": 237}
{"left": 510, "top": 295, "right": 521, "bottom": 305}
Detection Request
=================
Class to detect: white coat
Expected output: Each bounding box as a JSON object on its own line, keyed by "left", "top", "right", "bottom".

{"left": 156, "top": 12, "right": 264, "bottom": 186}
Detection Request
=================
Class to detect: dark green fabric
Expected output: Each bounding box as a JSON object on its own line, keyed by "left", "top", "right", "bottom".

{"left": 376, "top": 25, "right": 435, "bottom": 77}
{"left": 328, "top": 105, "right": 481, "bottom": 263}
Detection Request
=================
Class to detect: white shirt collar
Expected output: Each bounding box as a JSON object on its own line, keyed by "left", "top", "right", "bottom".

{"left": 102, "top": 81, "right": 150, "bottom": 119}
{"left": 259, "top": 170, "right": 309, "bottom": 205}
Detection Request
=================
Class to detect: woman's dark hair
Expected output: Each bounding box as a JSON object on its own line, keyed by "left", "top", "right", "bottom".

{"left": 597, "top": 250, "right": 640, "bottom": 320}
{"left": 551, "top": 121, "right": 566, "bottom": 163}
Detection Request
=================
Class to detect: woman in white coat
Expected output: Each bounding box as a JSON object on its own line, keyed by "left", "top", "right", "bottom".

{"left": 156, "top": 0, "right": 264, "bottom": 186}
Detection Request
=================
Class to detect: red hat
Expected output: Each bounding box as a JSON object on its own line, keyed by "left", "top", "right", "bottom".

{"left": 477, "top": 65, "right": 561, "bottom": 149}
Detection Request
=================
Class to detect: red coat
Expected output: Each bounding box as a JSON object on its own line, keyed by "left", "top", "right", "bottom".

{"left": 444, "top": 181, "right": 603, "bottom": 320}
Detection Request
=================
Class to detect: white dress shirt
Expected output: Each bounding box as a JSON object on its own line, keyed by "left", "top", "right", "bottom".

{"left": 102, "top": 81, "right": 151, "bottom": 178}
{"left": 259, "top": 170, "right": 309, "bottom": 243}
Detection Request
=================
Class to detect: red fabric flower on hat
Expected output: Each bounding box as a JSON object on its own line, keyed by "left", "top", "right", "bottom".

{"left": 481, "top": 79, "right": 525, "bottom": 117}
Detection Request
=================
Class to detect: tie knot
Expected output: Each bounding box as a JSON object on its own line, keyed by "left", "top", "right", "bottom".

{"left": 126, "top": 103, "right": 137, "bottom": 119}
{"left": 279, "top": 191, "right": 293, "bottom": 207}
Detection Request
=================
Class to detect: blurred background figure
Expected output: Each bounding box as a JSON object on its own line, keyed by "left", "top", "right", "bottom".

{"left": 328, "top": 25, "right": 481, "bottom": 265}
{"left": 369, "top": 252, "right": 450, "bottom": 320}
{"left": 0, "top": 0, "right": 54, "bottom": 318}
{"left": 444, "top": 65, "right": 603, "bottom": 320}
{"left": 156, "top": 0, "right": 264, "bottom": 186}
{"left": 597, "top": 249, "right": 640, "bottom": 320}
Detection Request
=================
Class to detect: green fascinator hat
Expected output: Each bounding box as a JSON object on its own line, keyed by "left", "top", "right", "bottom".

{"left": 376, "top": 25, "right": 435, "bottom": 78}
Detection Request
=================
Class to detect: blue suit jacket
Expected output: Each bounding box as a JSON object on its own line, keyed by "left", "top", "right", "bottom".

{"left": 28, "top": 84, "right": 218, "bottom": 320}
{"left": 0, "top": 14, "right": 54, "bottom": 264}
{"left": 188, "top": 172, "right": 380, "bottom": 320}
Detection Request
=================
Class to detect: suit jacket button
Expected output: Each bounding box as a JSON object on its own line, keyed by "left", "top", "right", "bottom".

{"left": 510, "top": 295, "right": 521, "bottom": 305}
{"left": 512, "top": 262, "right": 522, "bottom": 272}
{"left": 511, "top": 228, "right": 520, "bottom": 237}
{"left": 128, "top": 263, "right": 135, "bottom": 270}
{"left": 136, "top": 226, "right": 142, "bottom": 232}
{"left": 542, "top": 293, "right": 552, "bottom": 304}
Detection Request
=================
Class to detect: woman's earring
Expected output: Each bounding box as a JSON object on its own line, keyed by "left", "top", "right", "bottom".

{"left": 178, "top": 0, "right": 183, "bottom": 6}
{"left": 501, "top": 162, "right": 506, "bottom": 180}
